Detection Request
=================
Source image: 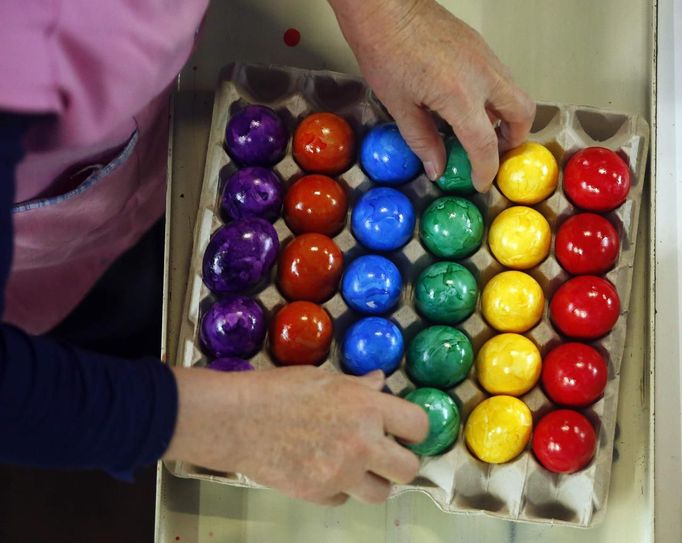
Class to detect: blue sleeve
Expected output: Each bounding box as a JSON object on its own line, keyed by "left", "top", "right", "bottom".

{"left": 0, "top": 113, "right": 178, "bottom": 479}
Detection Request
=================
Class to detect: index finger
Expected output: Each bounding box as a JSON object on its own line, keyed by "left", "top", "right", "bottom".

{"left": 487, "top": 77, "right": 536, "bottom": 152}
{"left": 374, "top": 391, "right": 429, "bottom": 444}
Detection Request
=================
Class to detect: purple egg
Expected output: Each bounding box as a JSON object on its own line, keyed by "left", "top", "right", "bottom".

{"left": 202, "top": 218, "right": 279, "bottom": 295}
{"left": 225, "top": 105, "right": 289, "bottom": 166}
{"left": 220, "top": 167, "right": 284, "bottom": 223}
{"left": 207, "top": 357, "right": 255, "bottom": 372}
{"left": 200, "top": 296, "right": 266, "bottom": 358}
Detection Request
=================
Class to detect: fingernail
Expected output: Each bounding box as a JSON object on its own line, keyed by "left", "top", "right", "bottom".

{"left": 424, "top": 161, "right": 439, "bottom": 182}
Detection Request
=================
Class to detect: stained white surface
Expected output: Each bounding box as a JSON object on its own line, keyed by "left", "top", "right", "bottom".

{"left": 654, "top": 0, "right": 682, "bottom": 541}
{"left": 158, "top": 1, "right": 660, "bottom": 541}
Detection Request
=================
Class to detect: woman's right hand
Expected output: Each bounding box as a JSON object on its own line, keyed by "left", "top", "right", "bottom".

{"left": 164, "top": 366, "right": 429, "bottom": 505}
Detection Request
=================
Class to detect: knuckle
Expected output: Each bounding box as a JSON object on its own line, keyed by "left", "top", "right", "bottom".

{"left": 523, "top": 96, "right": 537, "bottom": 121}
{"left": 346, "top": 433, "right": 372, "bottom": 461}
{"left": 466, "top": 129, "right": 498, "bottom": 157}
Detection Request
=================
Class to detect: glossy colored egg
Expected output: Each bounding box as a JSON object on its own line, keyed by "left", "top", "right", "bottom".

{"left": 532, "top": 410, "right": 597, "bottom": 473}
{"left": 270, "top": 301, "right": 333, "bottom": 366}
{"left": 406, "top": 325, "right": 474, "bottom": 389}
{"left": 200, "top": 296, "right": 266, "bottom": 359}
{"left": 404, "top": 388, "right": 460, "bottom": 456}
{"left": 342, "top": 317, "right": 404, "bottom": 375}
{"left": 420, "top": 196, "right": 484, "bottom": 259}
{"left": 277, "top": 233, "right": 343, "bottom": 302}
{"left": 550, "top": 276, "right": 620, "bottom": 339}
{"left": 202, "top": 218, "right": 279, "bottom": 295}
{"left": 415, "top": 262, "right": 478, "bottom": 324}
{"left": 488, "top": 206, "right": 551, "bottom": 269}
{"left": 351, "top": 187, "right": 416, "bottom": 251}
{"left": 283, "top": 174, "right": 348, "bottom": 236}
{"left": 464, "top": 395, "right": 533, "bottom": 463}
{"left": 476, "top": 333, "right": 541, "bottom": 396}
{"left": 360, "top": 123, "right": 422, "bottom": 184}
{"left": 341, "top": 255, "right": 402, "bottom": 315}
{"left": 542, "top": 343, "right": 608, "bottom": 407}
{"left": 220, "top": 167, "right": 284, "bottom": 223}
{"left": 481, "top": 271, "right": 545, "bottom": 333}
{"left": 436, "top": 137, "right": 474, "bottom": 194}
{"left": 225, "top": 105, "right": 288, "bottom": 166}
{"left": 293, "top": 112, "right": 355, "bottom": 175}
{"left": 497, "top": 142, "right": 558, "bottom": 204}
{"left": 563, "top": 147, "right": 631, "bottom": 212}
{"left": 555, "top": 213, "right": 620, "bottom": 275}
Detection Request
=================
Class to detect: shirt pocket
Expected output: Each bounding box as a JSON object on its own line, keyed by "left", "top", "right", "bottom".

{"left": 13, "top": 130, "right": 139, "bottom": 214}
{"left": 11, "top": 130, "right": 142, "bottom": 269}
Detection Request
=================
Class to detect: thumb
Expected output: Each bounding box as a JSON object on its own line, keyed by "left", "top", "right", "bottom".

{"left": 391, "top": 104, "right": 446, "bottom": 181}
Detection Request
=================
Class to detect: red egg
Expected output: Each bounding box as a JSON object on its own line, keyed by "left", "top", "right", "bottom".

{"left": 563, "top": 147, "right": 631, "bottom": 212}
{"left": 293, "top": 112, "right": 355, "bottom": 175}
{"left": 270, "top": 302, "right": 333, "bottom": 366}
{"left": 555, "top": 213, "right": 620, "bottom": 275}
{"left": 542, "top": 343, "right": 608, "bottom": 407}
{"left": 277, "top": 233, "right": 343, "bottom": 302}
{"left": 550, "top": 276, "right": 620, "bottom": 339}
{"left": 532, "top": 410, "right": 597, "bottom": 473}
{"left": 284, "top": 174, "right": 348, "bottom": 236}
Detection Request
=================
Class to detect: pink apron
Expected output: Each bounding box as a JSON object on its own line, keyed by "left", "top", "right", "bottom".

{"left": 0, "top": 0, "right": 209, "bottom": 334}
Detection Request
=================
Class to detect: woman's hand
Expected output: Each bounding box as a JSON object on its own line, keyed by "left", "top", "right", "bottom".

{"left": 330, "top": 0, "right": 536, "bottom": 191}
{"left": 164, "top": 366, "right": 428, "bottom": 505}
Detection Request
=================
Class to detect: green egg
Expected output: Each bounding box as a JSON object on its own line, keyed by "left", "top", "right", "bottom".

{"left": 405, "top": 387, "right": 460, "bottom": 456}
{"left": 420, "top": 196, "right": 484, "bottom": 259}
{"left": 436, "top": 137, "right": 475, "bottom": 195}
{"left": 414, "top": 261, "right": 478, "bottom": 324}
{"left": 407, "top": 326, "right": 474, "bottom": 389}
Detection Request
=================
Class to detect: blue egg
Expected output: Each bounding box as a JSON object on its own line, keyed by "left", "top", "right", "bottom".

{"left": 351, "top": 187, "right": 416, "bottom": 251}
{"left": 360, "top": 123, "right": 422, "bottom": 184}
{"left": 342, "top": 317, "right": 404, "bottom": 375}
{"left": 342, "top": 255, "right": 403, "bottom": 315}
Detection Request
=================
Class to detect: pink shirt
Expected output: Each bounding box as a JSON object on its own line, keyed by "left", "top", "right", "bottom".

{"left": 0, "top": 0, "right": 209, "bottom": 333}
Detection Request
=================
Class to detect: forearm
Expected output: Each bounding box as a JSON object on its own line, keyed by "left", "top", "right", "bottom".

{"left": 0, "top": 325, "right": 177, "bottom": 478}
{"left": 328, "top": 0, "right": 423, "bottom": 51}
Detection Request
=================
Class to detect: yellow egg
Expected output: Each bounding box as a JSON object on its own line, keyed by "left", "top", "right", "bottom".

{"left": 497, "top": 142, "right": 558, "bottom": 204}
{"left": 488, "top": 206, "right": 551, "bottom": 269}
{"left": 476, "top": 333, "right": 541, "bottom": 396}
{"left": 464, "top": 395, "right": 533, "bottom": 463}
{"left": 481, "top": 271, "right": 544, "bottom": 332}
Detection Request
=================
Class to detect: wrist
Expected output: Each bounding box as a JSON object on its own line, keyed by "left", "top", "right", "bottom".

{"left": 328, "top": 0, "right": 427, "bottom": 48}
{"left": 163, "top": 366, "right": 248, "bottom": 470}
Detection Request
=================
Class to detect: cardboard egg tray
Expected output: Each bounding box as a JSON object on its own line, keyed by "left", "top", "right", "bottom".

{"left": 168, "top": 62, "right": 649, "bottom": 527}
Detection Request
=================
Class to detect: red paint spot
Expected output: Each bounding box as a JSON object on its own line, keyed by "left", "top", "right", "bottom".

{"left": 284, "top": 28, "right": 301, "bottom": 47}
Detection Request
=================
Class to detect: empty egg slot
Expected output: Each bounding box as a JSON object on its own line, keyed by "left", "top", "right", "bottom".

{"left": 523, "top": 501, "right": 579, "bottom": 524}
{"left": 453, "top": 493, "right": 507, "bottom": 513}
{"left": 239, "top": 65, "right": 295, "bottom": 103}
{"left": 307, "top": 76, "right": 368, "bottom": 113}
{"left": 531, "top": 105, "right": 560, "bottom": 133}
{"left": 575, "top": 110, "right": 628, "bottom": 142}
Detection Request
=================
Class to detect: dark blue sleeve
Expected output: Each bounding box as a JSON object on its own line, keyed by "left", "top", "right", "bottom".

{"left": 0, "top": 113, "right": 178, "bottom": 479}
